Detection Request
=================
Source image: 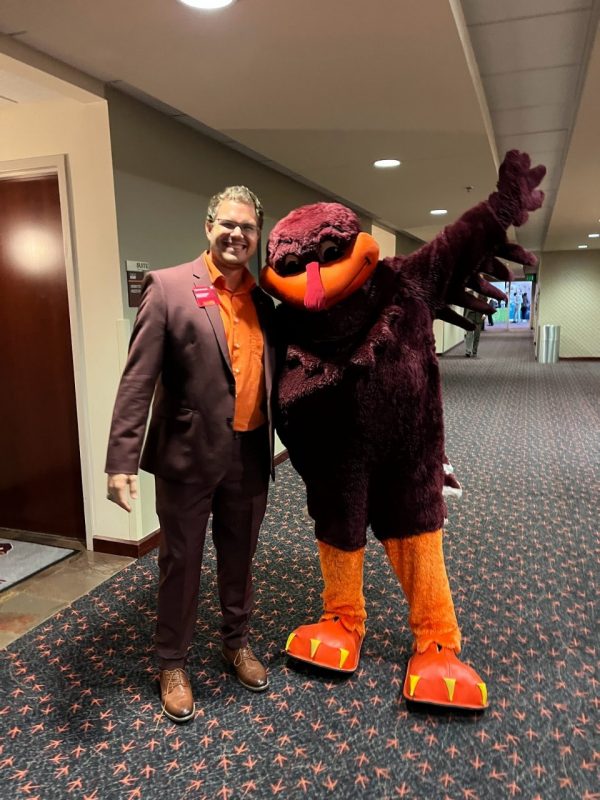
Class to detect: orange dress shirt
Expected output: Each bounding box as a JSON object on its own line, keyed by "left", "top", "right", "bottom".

{"left": 205, "top": 253, "right": 266, "bottom": 431}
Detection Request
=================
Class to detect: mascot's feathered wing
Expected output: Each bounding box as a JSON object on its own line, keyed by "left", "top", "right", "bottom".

{"left": 260, "top": 151, "right": 545, "bottom": 709}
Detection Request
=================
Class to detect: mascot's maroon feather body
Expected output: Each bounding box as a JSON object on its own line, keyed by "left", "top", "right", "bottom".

{"left": 261, "top": 151, "right": 545, "bottom": 709}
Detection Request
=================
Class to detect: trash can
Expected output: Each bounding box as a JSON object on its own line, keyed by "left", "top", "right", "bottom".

{"left": 538, "top": 324, "right": 560, "bottom": 363}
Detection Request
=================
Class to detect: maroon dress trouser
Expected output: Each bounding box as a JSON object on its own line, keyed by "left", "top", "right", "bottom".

{"left": 154, "top": 426, "right": 269, "bottom": 669}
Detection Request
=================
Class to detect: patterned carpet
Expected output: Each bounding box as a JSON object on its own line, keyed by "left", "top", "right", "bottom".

{"left": 1, "top": 329, "right": 598, "bottom": 799}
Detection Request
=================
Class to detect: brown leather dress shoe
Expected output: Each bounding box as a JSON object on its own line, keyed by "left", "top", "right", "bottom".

{"left": 222, "top": 645, "right": 269, "bottom": 692}
{"left": 158, "top": 668, "right": 195, "bottom": 722}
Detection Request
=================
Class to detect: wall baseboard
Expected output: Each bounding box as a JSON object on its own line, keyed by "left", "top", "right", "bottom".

{"left": 274, "top": 449, "right": 289, "bottom": 466}
{"left": 437, "top": 340, "right": 464, "bottom": 356}
{"left": 94, "top": 453, "right": 290, "bottom": 557}
{"left": 93, "top": 529, "right": 160, "bottom": 558}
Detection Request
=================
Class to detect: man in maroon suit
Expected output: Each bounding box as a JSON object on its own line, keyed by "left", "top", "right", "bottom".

{"left": 105, "top": 186, "right": 276, "bottom": 723}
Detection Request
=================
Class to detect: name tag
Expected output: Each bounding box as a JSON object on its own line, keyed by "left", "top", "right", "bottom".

{"left": 193, "top": 286, "right": 220, "bottom": 307}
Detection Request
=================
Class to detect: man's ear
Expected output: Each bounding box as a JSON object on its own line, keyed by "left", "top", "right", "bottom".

{"left": 205, "top": 220, "right": 213, "bottom": 237}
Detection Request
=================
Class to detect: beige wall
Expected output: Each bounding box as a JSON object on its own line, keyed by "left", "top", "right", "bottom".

{"left": 107, "top": 87, "right": 375, "bottom": 284}
{"left": 395, "top": 230, "right": 422, "bottom": 256}
{"left": 106, "top": 88, "right": 329, "bottom": 534}
{"left": 433, "top": 315, "right": 465, "bottom": 354}
{"left": 107, "top": 88, "right": 380, "bottom": 536}
{"left": 538, "top": 250, "right": 600, "bottom": 358}
{"left": 371, "top": 224, "right": 396, "bottom": 259}
{"left": 0, "top": 79, "right": 379, "bottom": 544}
{"left": 0, "top": 95, "right": 128, "bottom": 546}
{"left": 107, "top": 84, "right": 362, "bottom": 327}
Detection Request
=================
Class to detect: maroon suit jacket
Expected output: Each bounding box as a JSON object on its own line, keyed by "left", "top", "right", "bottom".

{"left": 105, "top": 254, "right": 276, "bottom": 485}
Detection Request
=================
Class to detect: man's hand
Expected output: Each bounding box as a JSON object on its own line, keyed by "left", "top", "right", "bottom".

{"left": 106, "top": 473, "right": 138, "bottom": 512}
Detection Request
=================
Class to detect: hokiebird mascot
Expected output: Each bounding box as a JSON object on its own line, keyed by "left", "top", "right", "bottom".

{"left": 260, "top": 151, "right": 545, "bottom": 709}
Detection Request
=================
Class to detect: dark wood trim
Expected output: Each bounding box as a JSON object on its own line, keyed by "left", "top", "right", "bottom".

{"left": 0, "top": 527, "right": 85, "bottom": 551}
{"left": 93, "top": 529, "right": 160, "bottom": 558}
{"left": 274, "top": 449, "right": 289, "bottom": 466}
{"left": 94, "top": 456, "right": 290, "bottom": 557}
{"left": 559, "top": 356, "right": 600, "bottom": 361}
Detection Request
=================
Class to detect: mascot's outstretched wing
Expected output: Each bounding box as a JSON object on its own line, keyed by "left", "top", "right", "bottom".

{"left": 402, "top": 150, "right": 545, "bottom": 330}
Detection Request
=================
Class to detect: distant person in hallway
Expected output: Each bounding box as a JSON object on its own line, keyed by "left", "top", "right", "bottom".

{"left": 511, "top": 289, "right": 521, "bottom": 322}
{"left": 486, "top": 297, "right": 497, "bottom": 326}
{"left": 521, "top": 292, "right": 530, "bottom": 320}
{"left": 464, "top": 307, "right": 485, "bottom": 357}
{"left": 105, "top": 186, "right": 276, "bottom": 723}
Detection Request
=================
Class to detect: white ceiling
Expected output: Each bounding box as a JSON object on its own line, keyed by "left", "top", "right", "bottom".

{"left": 0, "top": 67, "right": 66, "bottom": 107}
{"left": 0, "top": 0, "right": 599, "bottom": 255}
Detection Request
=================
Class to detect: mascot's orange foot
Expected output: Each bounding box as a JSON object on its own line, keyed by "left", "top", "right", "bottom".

{"left": 285, "top": 618, "right": 363, "bottom": 673}
{"left": 403, "top": 643, "right": 488, "bottom": 710}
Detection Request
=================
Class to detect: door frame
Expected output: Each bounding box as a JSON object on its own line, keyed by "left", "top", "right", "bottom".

{"left": 0, "top": 154, "right": 93, "bottom": 548}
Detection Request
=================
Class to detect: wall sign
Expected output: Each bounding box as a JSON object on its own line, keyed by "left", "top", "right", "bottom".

{"left": 126, "top": 260, "right": 150, "bottom": 307}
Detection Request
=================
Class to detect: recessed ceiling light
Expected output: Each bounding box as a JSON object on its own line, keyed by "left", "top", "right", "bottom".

{"left": 179, "top": 0, "right": 236, "bottom": 9}
{"left": 578, "top": 244, "right": 588, "bottom": 249}
{"left": 373, "top": 159, "right": 401, "bottom": 168}
{"left": 430, "top": 209, "right": 448, "bottom": 216}
{"left": 588, "top": 233, "right": 599, "bottom": 238}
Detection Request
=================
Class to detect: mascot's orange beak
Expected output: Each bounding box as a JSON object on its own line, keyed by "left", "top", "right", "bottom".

{"left": 260, "top": 232, "right": 380, "bottom": 311}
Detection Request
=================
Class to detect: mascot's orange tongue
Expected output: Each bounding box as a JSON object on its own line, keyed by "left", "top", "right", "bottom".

{"left": 304, "top": 261, "right": 326, "bottom": 310}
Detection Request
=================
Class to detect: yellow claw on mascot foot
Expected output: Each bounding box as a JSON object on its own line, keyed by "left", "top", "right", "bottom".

{"left": 284, "top": 619, "right": 363, "bottom": 673}
{"left": 403, "top": 643, "right": 489, "bottom": 710}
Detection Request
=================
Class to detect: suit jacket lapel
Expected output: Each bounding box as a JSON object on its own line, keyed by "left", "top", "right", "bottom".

{"left": 192, "top": 254, "right": 233, "bottom": 376}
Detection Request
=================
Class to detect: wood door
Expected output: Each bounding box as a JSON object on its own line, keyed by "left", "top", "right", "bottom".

{"left": 0, "top": 174, "right": 85, "bottom": 539}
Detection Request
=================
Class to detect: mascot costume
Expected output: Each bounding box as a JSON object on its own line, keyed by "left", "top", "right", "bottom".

{"left": 260, "top": 151, "right": 545, "bottom": 710}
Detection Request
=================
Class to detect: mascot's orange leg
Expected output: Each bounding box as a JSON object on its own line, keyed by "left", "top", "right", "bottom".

{"left": 285, "top": 542, "right": 366, "bottom": 673}
{"left": 384, "top": 531, "right": 488, "bottom": 710}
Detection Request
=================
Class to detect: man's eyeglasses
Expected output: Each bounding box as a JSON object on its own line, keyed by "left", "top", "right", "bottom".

{"left": 214, "top": 219, "right": 260, "bottom": 236}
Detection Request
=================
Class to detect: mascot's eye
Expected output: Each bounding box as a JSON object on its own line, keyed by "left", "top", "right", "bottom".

{"left": 318, "top": 239, "right": 342, "bottom": 263}
{"left": 276, "top": 254, "right": 303, "bottom": 277}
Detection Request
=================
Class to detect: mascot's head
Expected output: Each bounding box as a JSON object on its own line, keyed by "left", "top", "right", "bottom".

{"left": 260, "top": 202, "right": 380, "bottom": 311}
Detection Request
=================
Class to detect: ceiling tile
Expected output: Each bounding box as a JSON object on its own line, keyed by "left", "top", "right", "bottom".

{"left": 517, "top": 150, "right": 562, "bottom": 173}
{"left": 461, "top": 0, "right": 591, "bottom": 26}
{"left": 469, "top": 11, "right": 590, "bottom": 75}
{"left": 497, "top": 130, "right": 568, "bottom": 154}
{"left": 483, "top": 65, "right": 580, "bottom": 110}
{"left": 545, "top": 22, "right": 600, "bottom": 249}
{"left": 491, "top": 104, "right": 572, "bottom": 136}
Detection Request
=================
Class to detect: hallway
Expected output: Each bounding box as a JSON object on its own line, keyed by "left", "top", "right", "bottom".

{"left": 0, "top": 330, "right": 598, "bottom": 799}
{"left": 444, "top": 326, "right": 537, "bottom": 361}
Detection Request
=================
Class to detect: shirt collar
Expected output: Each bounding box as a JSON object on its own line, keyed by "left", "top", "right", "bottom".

{"left": 204, "top": 251, "right": 256, "bottom": 295}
